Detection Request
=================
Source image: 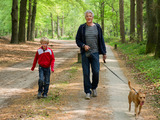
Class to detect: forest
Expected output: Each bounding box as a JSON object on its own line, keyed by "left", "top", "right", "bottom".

{"left": 0, "top": 0, "right": 160, "bottom": 58}
{"left": 0, "top": 0, "right": 160, "bottom": 72}
{"left": 0, "top": 0, "right": 160, "bottom": 119}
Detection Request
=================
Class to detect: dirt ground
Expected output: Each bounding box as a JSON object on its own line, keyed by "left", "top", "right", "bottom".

{"left": 0, "top": 37, "right": 61, "bottom": 70}
{"left": 0, "top": 38, "right": 159, "bottom": 120}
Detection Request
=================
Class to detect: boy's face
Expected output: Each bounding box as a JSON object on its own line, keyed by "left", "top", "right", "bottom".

{"left": 41, "top": 41, "right": 48, "bottom": 49}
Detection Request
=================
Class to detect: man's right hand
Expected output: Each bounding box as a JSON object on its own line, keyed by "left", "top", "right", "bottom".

{"left": 84, "top": 45, "right": 90, "bottom": 51}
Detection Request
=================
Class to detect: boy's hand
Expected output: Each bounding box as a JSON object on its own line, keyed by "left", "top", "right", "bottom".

{"left": 31, "top": 67, "right": 34, "bottom": 71}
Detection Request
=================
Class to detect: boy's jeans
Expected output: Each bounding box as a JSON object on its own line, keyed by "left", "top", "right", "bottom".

{"left": 81, "top": 52, "right": 100, "bottom": 94}
{"left": 38, "top": 65, "right": 50, "bottom": 95}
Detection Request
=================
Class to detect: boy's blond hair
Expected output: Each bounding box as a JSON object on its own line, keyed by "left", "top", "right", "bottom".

{"left": 40, "top": 37, "right": 49, "bottom": 44}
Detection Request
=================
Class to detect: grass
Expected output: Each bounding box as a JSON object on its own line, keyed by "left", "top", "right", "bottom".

{"left": 108, "top": 39, "right": 160, "bottom": 86}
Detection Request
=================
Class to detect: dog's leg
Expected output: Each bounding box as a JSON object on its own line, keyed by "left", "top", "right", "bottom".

{"left": 135, "top": 104, "right": 139, "bottom": 118}
{"left": 138, "top": 105, "right": 142, "bottom": 115}
{"left": 128, "top": 95, "right": 131, "bottom": 112}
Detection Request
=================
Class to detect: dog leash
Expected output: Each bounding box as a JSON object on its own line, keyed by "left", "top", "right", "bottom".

{"left": 84, "top": 51, "right": 138, "bottom": 94}
{"left": 103, "top": 60, "right": 138, "bottom": 94}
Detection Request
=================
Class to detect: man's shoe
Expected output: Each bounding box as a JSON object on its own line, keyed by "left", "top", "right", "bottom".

{"left": 43, "top": 94, "right": 47, "bottom": 98}
{"left": 85, "top": 93, "right": 91, "bottom": 100}
{"left": 37, "top": 92, "right": 42, "bottom": 99}
{"left": 92, "top": 89, "right": 97, "bottom": 97}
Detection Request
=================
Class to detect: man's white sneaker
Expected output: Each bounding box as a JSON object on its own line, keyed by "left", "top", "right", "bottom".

{"left": 85, "top": 93, "right": 91, "bottom": 100}
{"left": 92, "top": 89, "right": 97, "bottom": 97}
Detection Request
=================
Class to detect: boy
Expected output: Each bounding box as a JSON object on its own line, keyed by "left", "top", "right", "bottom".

{"left": 31, "top": 37, "right": 55, "bottom": 98}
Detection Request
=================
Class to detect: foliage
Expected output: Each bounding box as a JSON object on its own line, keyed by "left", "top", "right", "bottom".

{"left": 0, "top": 0, "right": 13, "bottom": 36}
{"left": 0, "top": 0, "right": 132, "bottom": 39}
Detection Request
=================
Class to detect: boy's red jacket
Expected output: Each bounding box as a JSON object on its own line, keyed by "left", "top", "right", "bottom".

{"left": 31, "top": 47, "right": 55, "bottom": 72}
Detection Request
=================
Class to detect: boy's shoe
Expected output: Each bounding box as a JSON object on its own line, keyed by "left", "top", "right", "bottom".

{"left": 37, "top": 92, "right": 42, "bottom": 99}
{"left": 92, "top": 89, "right": 97, "bottom": 97}
{"left": 85, "top": 93, "right": 91, "bottom": 100}
{"left": 43, "top": 94, "right": 47, "bottom": 98}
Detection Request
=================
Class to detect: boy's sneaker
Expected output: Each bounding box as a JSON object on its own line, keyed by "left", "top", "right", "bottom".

{"left": 37, "top": 92, "right": 42, "bottom": 99}
{"left": 92, "top": 89, "right": 97, "bottom": 97}
{"left": 85, "top": 93, "right": 91, "bottom": 100}
{"left": 43, "top": 94, "right": 47, "bottom": 98}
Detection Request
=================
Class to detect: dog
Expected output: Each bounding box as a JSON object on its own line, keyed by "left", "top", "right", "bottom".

{"left": 128, "top": 80, "right": 146, "bottom": 118}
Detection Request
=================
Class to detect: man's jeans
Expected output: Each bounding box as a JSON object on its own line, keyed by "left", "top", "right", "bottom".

{"left": 38, "top": 65, "right": 50, "bottom": 95}
{"left": 81, "top": 52, "right": 100, "bottom": 94}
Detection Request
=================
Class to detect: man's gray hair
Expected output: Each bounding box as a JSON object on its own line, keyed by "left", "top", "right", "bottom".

{"left": 85, "top": 10, "right": 94, "bottom": 17}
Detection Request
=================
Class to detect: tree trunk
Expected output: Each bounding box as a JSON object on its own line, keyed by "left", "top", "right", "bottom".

{"left": 101, "top": 1, "right": 105, "bottom": 35}
{"left": 35, "top": 28, "right": 38, "bottom": 38}
{"left": 155, "top": 1, "right": 160, "bottom": 58}
{"left": 50, "top": 13, "right": 54, "bottom": 38}
{"left": 119, "top": 0, "right": 126, "bottom": 43}
{"left": 11, "top": 0, "right": 18, "bottom": 44}
{"left": 57, "top": 16, "right": 60, "bottom": 39}
{"left": 30, "top": 0, "right": 37, "bottom": 41}
{"left": 27, "top": 0, "right": 32, "bottom": 41}
{"left": 136, "top": 0, "right": 143, "bottom": 43}
{"left": 130, "top": 0, "right": 135, "bottom": 41}
{"left": 54, "top": 21, "right": 56, "bottom": 34}
{"left": 61, "top": 16, "right": 64, "bottom": 37}
{"left": 18, "top": 0, "right": 27, "bottom": 43}
{"left": 146, "top": 0, "right": 157, "bottom": 54}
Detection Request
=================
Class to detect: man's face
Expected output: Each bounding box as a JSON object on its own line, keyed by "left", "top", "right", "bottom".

{"left": 85, "top": 13, "right": 93, "bottom": 24}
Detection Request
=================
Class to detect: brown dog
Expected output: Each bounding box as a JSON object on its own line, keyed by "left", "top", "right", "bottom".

{"left": 128, "top": 81, "right": 146, "bottom": 118}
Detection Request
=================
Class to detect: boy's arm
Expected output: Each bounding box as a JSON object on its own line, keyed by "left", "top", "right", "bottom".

{"left": 51, "top": 50, "right": 55, "bottom": 72}
{"left": 31, "top": 51, "right": 38, "bottom": 71}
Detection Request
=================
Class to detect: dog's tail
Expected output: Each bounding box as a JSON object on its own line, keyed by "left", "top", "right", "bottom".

{"left": 128, "top": 80, "right": 132, "bottom": 90}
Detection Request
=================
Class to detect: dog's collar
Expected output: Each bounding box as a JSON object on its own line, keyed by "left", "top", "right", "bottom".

{"left": 132, "top": 87, "right": 138, "bottom": 94}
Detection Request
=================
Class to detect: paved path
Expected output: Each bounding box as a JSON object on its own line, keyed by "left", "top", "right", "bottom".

{"left": 104, "top": 45, "right": 143, "bottom": 120}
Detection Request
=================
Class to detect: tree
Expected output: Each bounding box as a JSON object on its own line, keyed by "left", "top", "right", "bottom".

{"left": 146, "top": 0, "right": 157, "bottom": 54}
{"left": 50, "top": 13, "right": 54, "bottom": 38}
{"left": 61, "top": 15, "right": 64, "bottom": 37}
{"left": 30, "top": 0, "right": 37, "bottom": 41}
{"left": 18, "top": 0, "right": 27, "bottom": 43}
{"left": 27, "top": 0, "right": 32, "bottom": 41}
{"left": 11, "top": 0, "right": 18, "bottom": 44}
{"left": 100, "top": 1, "right": 105, "bottom": 35}
{"left": 104, "top": 1, "right": 119, "bottom": 37}
{"left": 155, "top": 1, "right": 160, "bottom": 58}
{"left": 130, "top": 0, "right": 135, "bottom": 41}
{"left": 57, "top": 16, "right": 60, "bottom": 39}
{"left": 136, "top": 0, "right": 143, "bottom": 43}
{"left": 119, "top": 0, "right": 125, "bottom": 43}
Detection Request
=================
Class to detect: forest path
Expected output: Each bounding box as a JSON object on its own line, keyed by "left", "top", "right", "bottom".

{"left": 0, "top": 40, "right": 156, "bottom": 120}
{"left": 56, "top": 45, "right": 143, "bottom": 120}
{"left": 0, "top": 40, "right": 79, "bottom": 108}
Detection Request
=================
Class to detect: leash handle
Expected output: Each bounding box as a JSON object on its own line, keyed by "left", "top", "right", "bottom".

{"left": 103, "top": 60, "right": 106, "bottom": 63}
